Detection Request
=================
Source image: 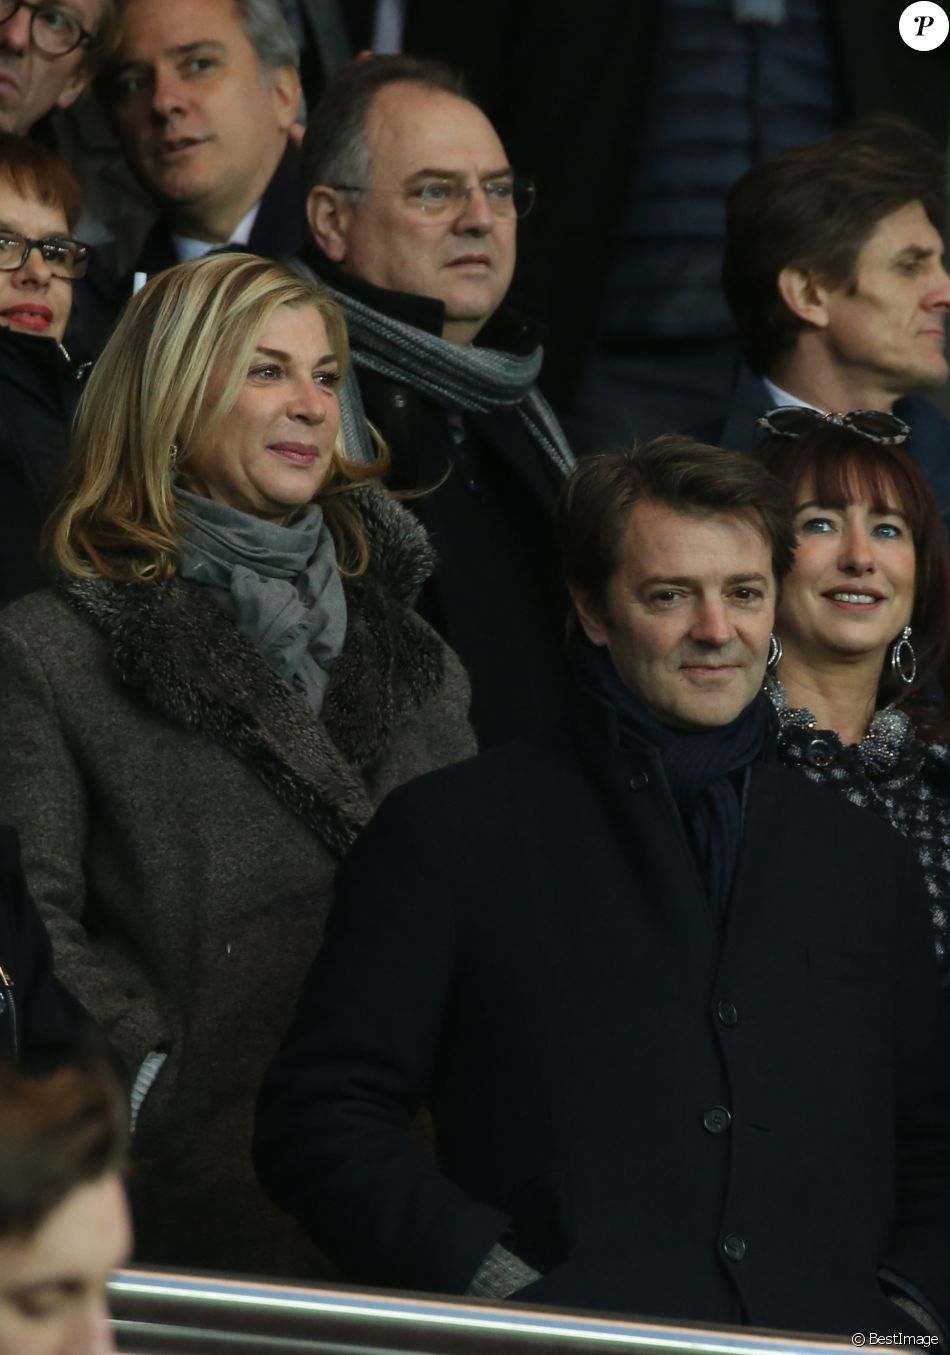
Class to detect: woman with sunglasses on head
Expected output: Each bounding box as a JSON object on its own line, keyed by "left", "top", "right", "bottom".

{"left": 755, "top": 407, "right": 950, "bottom": 989}
{"left": 0, "top": 133, "right": 91, "bottom": 608}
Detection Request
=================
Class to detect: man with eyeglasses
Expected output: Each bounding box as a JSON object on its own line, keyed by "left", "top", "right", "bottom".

{"left": 297, "top": 54, "right": 575, "bottom": 749}
{"left": 0, "top": 0, "right": 112, "bottom": 137}
{"left": 715, "top": 118, "right": 950, "bottom": 528}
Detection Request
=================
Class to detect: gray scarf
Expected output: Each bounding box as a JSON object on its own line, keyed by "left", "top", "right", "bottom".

{"left": 175, "top": 485, "right": 347, "bottom": 712}
{"left": 292, "top": 261, "right": 574, "bottom": 475}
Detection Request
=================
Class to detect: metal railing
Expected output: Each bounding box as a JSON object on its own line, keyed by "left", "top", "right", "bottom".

{"left": 109, "top": 1267, "right": 853, "bottom": 1355}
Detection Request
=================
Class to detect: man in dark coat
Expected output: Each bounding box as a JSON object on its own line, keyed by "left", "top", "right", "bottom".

{"left": 103, "top": 0, "right": 306, "bottom": 276}
{"left": 256, "top": 437, "right": 950, "bottom": 1338}
{"left": 402, "top": 0, "right": 950, "bottom": 446}
{"left": 296, "top": 55, "right": 575, "bottom": 748}
{"left": 712, "top": 118, "right": 950, "bottom": 526}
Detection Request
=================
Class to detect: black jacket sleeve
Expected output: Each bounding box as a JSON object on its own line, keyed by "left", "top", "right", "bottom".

{"left": 0, "top": 824, "right": 87, "bottom": 1072}
{"left": 882, "top": 844, "right": 950, "bottom": 1329}
{"left": 254, "top": 785, "right": 510, "bottom": 1294}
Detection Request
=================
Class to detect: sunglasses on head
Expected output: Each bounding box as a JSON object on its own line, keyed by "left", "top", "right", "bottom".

{"left": 756, "top": 407, "right": 911, "bottom": 446}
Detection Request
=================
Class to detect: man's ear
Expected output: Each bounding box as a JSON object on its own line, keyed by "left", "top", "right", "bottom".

{"left": 54, "top": 65, "right": 93, "bottom": 114}
{"left": 777, "top": 265, "right": 831, "bottom": 330}
{"left": 270, "top": 64, "right": 302, "bottom": 133}
{"left": 569, "top": 587, "right": 610, "bottom": 648}
{"left": 307, "top": 185, "right": 349, "bottom": 263}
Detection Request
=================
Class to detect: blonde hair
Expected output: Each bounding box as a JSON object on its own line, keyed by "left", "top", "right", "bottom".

{"left": 48, "top": 253, "right": 387, "bottom": 581}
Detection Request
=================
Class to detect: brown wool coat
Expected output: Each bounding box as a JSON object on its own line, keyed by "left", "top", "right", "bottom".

{"left": 0, "top": 488, "right": 475, "bottom": 1279}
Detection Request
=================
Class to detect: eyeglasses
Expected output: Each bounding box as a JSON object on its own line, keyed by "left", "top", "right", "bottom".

{"left": 756, "top": 406, "right": 911, "bottom": 445}
{"left": 0, "top": 0, "right": 92, "bottom": 57}
{"left": 332, "top": 174, "right": 536, "bottom": 220}
{"left": 0, "top": 232, "right": 89, "bottom": 279}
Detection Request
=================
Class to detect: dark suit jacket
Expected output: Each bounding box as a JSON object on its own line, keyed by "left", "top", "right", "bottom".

{"left": 706, "top": 362, "right": 950, "bottom": 528}
{"left": 256, "top": 695, "right": 950, "bottom": 1335}
{"left": 135, "top": 142, "right": 307, "bottom": 276}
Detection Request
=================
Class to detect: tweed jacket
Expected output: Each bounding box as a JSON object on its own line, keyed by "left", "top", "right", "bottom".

{"left": 0, "top": 487, "right": 475, "bottom": 1278}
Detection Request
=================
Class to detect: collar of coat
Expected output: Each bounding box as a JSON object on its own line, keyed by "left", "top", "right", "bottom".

{"left": 56, "top": 486, "right": 446, "bottom": 858}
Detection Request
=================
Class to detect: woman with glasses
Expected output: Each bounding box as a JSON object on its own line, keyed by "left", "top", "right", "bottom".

{"left": 755, "top": 407, "right": 950, "bottom": 989}
{"left": 0, "top": 133, "right": 90, "bottom": 607}
{"left": 0, "top": 252, "right": 475, "bottom": 1276}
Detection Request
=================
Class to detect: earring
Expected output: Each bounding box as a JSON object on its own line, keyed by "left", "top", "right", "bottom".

{"left": 767, "top": 632, "right": 783, "bottom": 672}
{"left": 169, "top": 442, "right": 180, "bottom": 465}
{"left": 890, "top": 625, "right": 917, "bottom": 686}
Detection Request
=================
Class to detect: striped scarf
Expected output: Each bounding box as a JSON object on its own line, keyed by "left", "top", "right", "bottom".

{"left": 292, "top": 260, "right": 574, "bottom": 476}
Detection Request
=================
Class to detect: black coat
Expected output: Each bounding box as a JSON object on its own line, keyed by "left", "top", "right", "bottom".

{"left": 0, "top": 825, "right": 83, "bottom": 1071}
{"left": 256, "top": 697, "right": 950, "bottom": 1335}
{"left": 303, "top": 252, "right": 575, "bottom": 747}
{"left": 0, "top": 328, "right": 86, "bottom": 608}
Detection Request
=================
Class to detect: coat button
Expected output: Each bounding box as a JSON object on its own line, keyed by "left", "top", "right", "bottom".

{"left": 628, "top": 772, "right": 649, "bottom": 791}
{"left": 391, "top": 391, "right": 408, "bottom": 409}
{"left": 722, "top": 1233, "right": 746, "bottom": 1262}
{"left": 717, "top": 1001, "right": 738, "bottom": 1026}
{"left": 805, "top": 736, "right": 835, "bottom": 768}
{"left": 703, "top": 1106, "right": 732, "bottom": 1134}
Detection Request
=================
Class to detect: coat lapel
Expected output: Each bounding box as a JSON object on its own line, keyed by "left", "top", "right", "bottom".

{"left": 59, "top": 563, "right": 443, "bottom": 859}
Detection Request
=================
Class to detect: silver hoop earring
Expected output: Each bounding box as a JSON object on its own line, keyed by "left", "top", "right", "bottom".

{"left": 767, "top": 632, "right": 783, "bottom": 672}
{"left": 890, "top": 625, "right": 917, "bottom": 686}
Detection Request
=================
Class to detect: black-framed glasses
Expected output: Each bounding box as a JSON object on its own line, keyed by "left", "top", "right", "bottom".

{"left": 0, "top": 0, "right": 92, "bottom": 57}
{"left": 756, "top": 406, "right": 911, "bottom": 446}
{"left": 0, "top": 232, "right": 89, "bottom": 279}
{"left": 332, "top": 174, "right": 536, "bottom": 220}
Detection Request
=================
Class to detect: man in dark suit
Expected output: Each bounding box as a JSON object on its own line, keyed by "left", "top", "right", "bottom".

{"left": 296, "top": 54, "right": 575, "bottom": 748}
{"left": 103, "top": 0, "right": 305, "bottom": 275}
{"left": 256, "top": 437, "right": 950, "bottom": 1337}
{"left": 715, "top": 118, "right": 950, "bottom": 525}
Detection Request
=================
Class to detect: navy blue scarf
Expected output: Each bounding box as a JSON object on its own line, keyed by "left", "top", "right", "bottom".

{"left": 576, "top": 643, "right": 775, "bottom": 924}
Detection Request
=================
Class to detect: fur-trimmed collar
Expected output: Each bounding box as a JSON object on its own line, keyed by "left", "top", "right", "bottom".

{"left": 58, "top": 488, "right": 445, "bottom": 857}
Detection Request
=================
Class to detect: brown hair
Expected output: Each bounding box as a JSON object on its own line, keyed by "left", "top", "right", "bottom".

{"left": 723, "top": 117, "right": 946, "bottom": 374}
{"left": 0, "top": 133, "right": 81, "bottom": 232}
{"left": 754, "top": 427, "right": 950, "bottom": 727}
{"left": 0, "top": 1062, "right": 127, "bottom": 1241}
{"left": 47, "top": 253, "right": 389, "bottom": 582}
{"left": 558, "top": 435, "right": 796, "bottom": 617}
{"left": 303, "top": 54, "right": 468, "bottom": 193}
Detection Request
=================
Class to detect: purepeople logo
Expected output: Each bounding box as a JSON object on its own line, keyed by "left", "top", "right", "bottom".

{"left": 900, "top": 2, "right": 950, "bottom": 48}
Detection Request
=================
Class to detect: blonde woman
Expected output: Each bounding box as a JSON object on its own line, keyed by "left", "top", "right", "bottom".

{"left": 0, "top": 254, "right": 474, "bottom": 1277}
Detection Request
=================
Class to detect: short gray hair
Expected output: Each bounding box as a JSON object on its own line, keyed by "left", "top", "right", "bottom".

{"left": 303, "top": 54, "right": 467, "bottom": 192}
